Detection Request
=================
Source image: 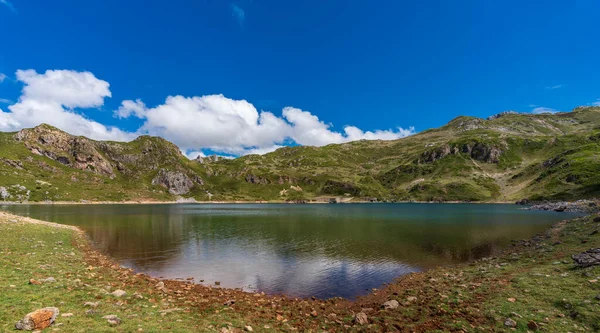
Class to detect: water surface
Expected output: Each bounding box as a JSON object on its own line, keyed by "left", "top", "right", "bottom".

{"left": 0, "top": 203, "right": 578, "bottom": 299}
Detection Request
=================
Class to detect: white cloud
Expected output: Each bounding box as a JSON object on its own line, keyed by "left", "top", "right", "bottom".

{"left": 0, "top": 69, "right": 134, "bottom": 141}
{"left": 17, "top": 69, "right": 111, "bottom": 109}
{"left": 0, "top": 98, "right": 12, "bottom": 104}
{"left": 0, "top": 73, "right": 6, "bottom": 82}
{"left": 531, "top": 106, "right": 559, "bottom": 114}
{"left": 545, "top": 84, "right": 563, "bottom": 90}
{"left": 593, "top": 99, "right": 600, "bottom": 107}
{"left": 115, "top": 99, "right": 147, "bottom": 118}
{"left": 0, "top": 68, "right": 415, "bottom": 156}
{"left": 120, "top": 95, "right": 415, "bottom": 155}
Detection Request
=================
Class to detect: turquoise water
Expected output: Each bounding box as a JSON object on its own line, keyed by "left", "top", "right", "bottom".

{"left": 0, "top": 203, "right": 579, "bottom": 299}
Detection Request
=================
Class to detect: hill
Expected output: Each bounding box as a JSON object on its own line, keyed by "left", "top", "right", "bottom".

{"left": 1, "top": 107, "right": 600, "bottom": 202}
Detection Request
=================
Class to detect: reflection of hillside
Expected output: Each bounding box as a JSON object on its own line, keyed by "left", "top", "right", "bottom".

{"left": 0, "top": 203, "right": 578, "bottom": 298}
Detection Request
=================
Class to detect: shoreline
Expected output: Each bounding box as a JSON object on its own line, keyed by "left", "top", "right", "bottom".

{"left": 0, "top": 199, "right": 518, "bottom": 205}
{"left": 2, "top": 210, "right": 599, "bottom": 331}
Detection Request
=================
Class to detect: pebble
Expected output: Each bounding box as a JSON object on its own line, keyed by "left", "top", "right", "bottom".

{"left": 244, "top": 326, "right": 253, "bottom": 332}
{"left": 504, "top": 318, "right": 517, "bottom": 328}
{"left": 111, "top": 289, "right": 127, "bottom": 297}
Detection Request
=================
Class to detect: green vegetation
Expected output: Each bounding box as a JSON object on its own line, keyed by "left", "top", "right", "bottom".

{"left": 1, "top": 107, "right": 600, "bottom": 203}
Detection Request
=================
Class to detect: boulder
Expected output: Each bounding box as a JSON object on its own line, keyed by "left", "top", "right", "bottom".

{"left": 111, "top": 289, "right": 127, "bottom": 297}
{"left": 353, "top": 312, "right": 368, "bottom": 325}
{"left": 15, "top": 307, "right": 59, "bottom": 330}
{"left": 572, "top": 248, "right": 600, "bottom": 267}
{"left": 504, "top": 318, "right": 517, "bottom": 328}
{"left": 382, "top": 300, "right": 400, "bottom": 310}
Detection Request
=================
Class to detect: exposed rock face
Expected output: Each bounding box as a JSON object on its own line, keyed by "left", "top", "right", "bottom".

{"left": 152, "top": 169, "right": 196, "bottom": 195}
{"left": 572, "top": 248, "right": 600, "bottom": 267}
{"left": 15, "top": 125, "right": 115, "bottom": 177}
{"left": 15, "top": 307, "right": 59, "bottom": 330}
{"left": 245, "top": 174, "right": 270, "bottom": 185}
{"left": 419, "top": 142, "right": 502, "bottom": 164}
{"left": 487, "top": 111, "right": 518, "bottom": 120}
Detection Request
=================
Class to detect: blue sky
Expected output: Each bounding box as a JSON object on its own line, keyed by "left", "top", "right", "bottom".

{"left": 1, "top": 0, "right": 599, "bottom": 156}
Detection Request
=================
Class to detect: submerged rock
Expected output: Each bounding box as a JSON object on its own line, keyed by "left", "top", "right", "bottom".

{"left": 15, "top": 307, "right": 59, "bottom": 331}
{"left": 572, "top": 248, "right": 600, "bottom": 267}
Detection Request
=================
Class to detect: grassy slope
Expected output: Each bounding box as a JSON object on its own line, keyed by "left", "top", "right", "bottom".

{"left": 2, "top": 209, "right": 600, "bottom": 332}
{"left": 1, "top": 107, "right": 599, "bottom": 203}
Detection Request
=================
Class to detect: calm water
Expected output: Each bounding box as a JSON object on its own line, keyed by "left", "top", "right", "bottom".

{"left": 0, "top": 203, "right": 579, "bottom": 299}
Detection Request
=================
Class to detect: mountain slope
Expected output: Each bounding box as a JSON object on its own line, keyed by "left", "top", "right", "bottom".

{"left": 1, "top": 107, "right": 599, "bottom": 202}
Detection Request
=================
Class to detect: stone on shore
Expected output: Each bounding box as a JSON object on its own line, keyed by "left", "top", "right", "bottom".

{"left": 382, "top": 300, "right": 400, "bottom": 310}
{"left": 353, "top": 312, "right": 368, "bottom": 325}
{"left": 572, "top": 248, "right": 600, "bottom": 267}
{"left": 15, "top": 307, "right": 59, "bottom": 331}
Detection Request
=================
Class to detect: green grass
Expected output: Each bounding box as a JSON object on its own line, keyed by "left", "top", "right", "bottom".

{"left": 0, "top": 218, "right": 253, "bottom": 332}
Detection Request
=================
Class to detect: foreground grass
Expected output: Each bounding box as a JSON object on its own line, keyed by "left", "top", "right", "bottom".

{"left": 1, "top": 211, "right": 600, "bottom": 332}
{"left": 0, "top": 214, "right": 252, "bottom": 332}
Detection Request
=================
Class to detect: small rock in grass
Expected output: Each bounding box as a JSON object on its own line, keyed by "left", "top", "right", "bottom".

{"left": 382, "top": 300, "right": 400, "bottom": 310}
{"left": 61, "top": 313, "right": 73, "bottom": 317}
{"left": 504, "top": 318, "right": 517, "bottom": 328}
{"left": 223, "top": 300, "right": 235, "bottom": 306}
{"left": 28, "top": 279, "right": 41, "bottom": 285}
{"left": 244, "top": 326, "right": 253, "bottom": 332}
{"left": 103, "top": 315, "right": 121, "bottom": 326}
{"left": 15, "top": 307, "right": 59, "bottom": 331}
{"left": 528, "top": 320, "right": 539, "bottom": 330}
{"left": 353, "top": 312, "right": 368, "bottom": 325}
{"left": 41, "top": 277, "right": 56, "bottom": 283}
{"left": 83, "top": 301, "right": 99, "bottom": 308}
{"left": 507, "top": 297, "right": 516, "bottom": 302}
{"left": 111, "top": 289, "right": 127, "bottom": 298}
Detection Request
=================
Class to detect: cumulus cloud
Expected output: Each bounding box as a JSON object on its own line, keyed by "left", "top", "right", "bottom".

{"left": 0, "top": 69, "right": 134, "bottom": 141}
{"left": 0, "top": 68, "right": 415, "bottom": 157}
{"left": 0, "top": 73, "right": 6, "bottom": 82}
{"left": 117, "top": 95, "right": 415, "bottom": 155}
{"left": 531, "top": 106, "right": 559, "bottom": 114}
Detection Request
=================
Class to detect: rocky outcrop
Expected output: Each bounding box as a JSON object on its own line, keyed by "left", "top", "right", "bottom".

{"left": 15, "top": 125, "right": 115, "bottom": 177}
{"left": 572, "top": 248, "right": 600, "bottom": 267}
{"left": 487, "top": 111, "right": 518, "bottom": 120}
{"left": 524, "top": 200, "right": 598, "bottom": 213}
{"left": 419, "top": 142, "right": 502, "bottom": 164}
{"left": 15, "top": 307, "right": 59, "bottom": 330}
{"left": 152, "top": 169, "right": 197, "bottom": 195}
{"left": 245, "top": 174, "right": 270, "bottom": 185}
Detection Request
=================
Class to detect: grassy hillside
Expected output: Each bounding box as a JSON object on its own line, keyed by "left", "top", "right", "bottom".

{"left": 1, "top": 107, "right": 599, "bottom": 202}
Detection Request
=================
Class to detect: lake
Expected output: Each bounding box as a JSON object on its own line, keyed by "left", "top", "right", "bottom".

{"left": 0, "top": 203, "right": 579, "bottom": 299}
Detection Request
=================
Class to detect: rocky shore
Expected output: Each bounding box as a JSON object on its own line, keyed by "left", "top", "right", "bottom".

{"left": 518, "top": 199, "right": 599, "bottom": 213}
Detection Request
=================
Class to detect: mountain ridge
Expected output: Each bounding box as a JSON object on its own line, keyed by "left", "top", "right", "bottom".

{"left": 1, "top": 107, "right": 599, "bottom": 203}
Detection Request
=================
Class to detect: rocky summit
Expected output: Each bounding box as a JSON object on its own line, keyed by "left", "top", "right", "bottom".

{"left": 0, "top": 107, "right": 600, "bottom": 203}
